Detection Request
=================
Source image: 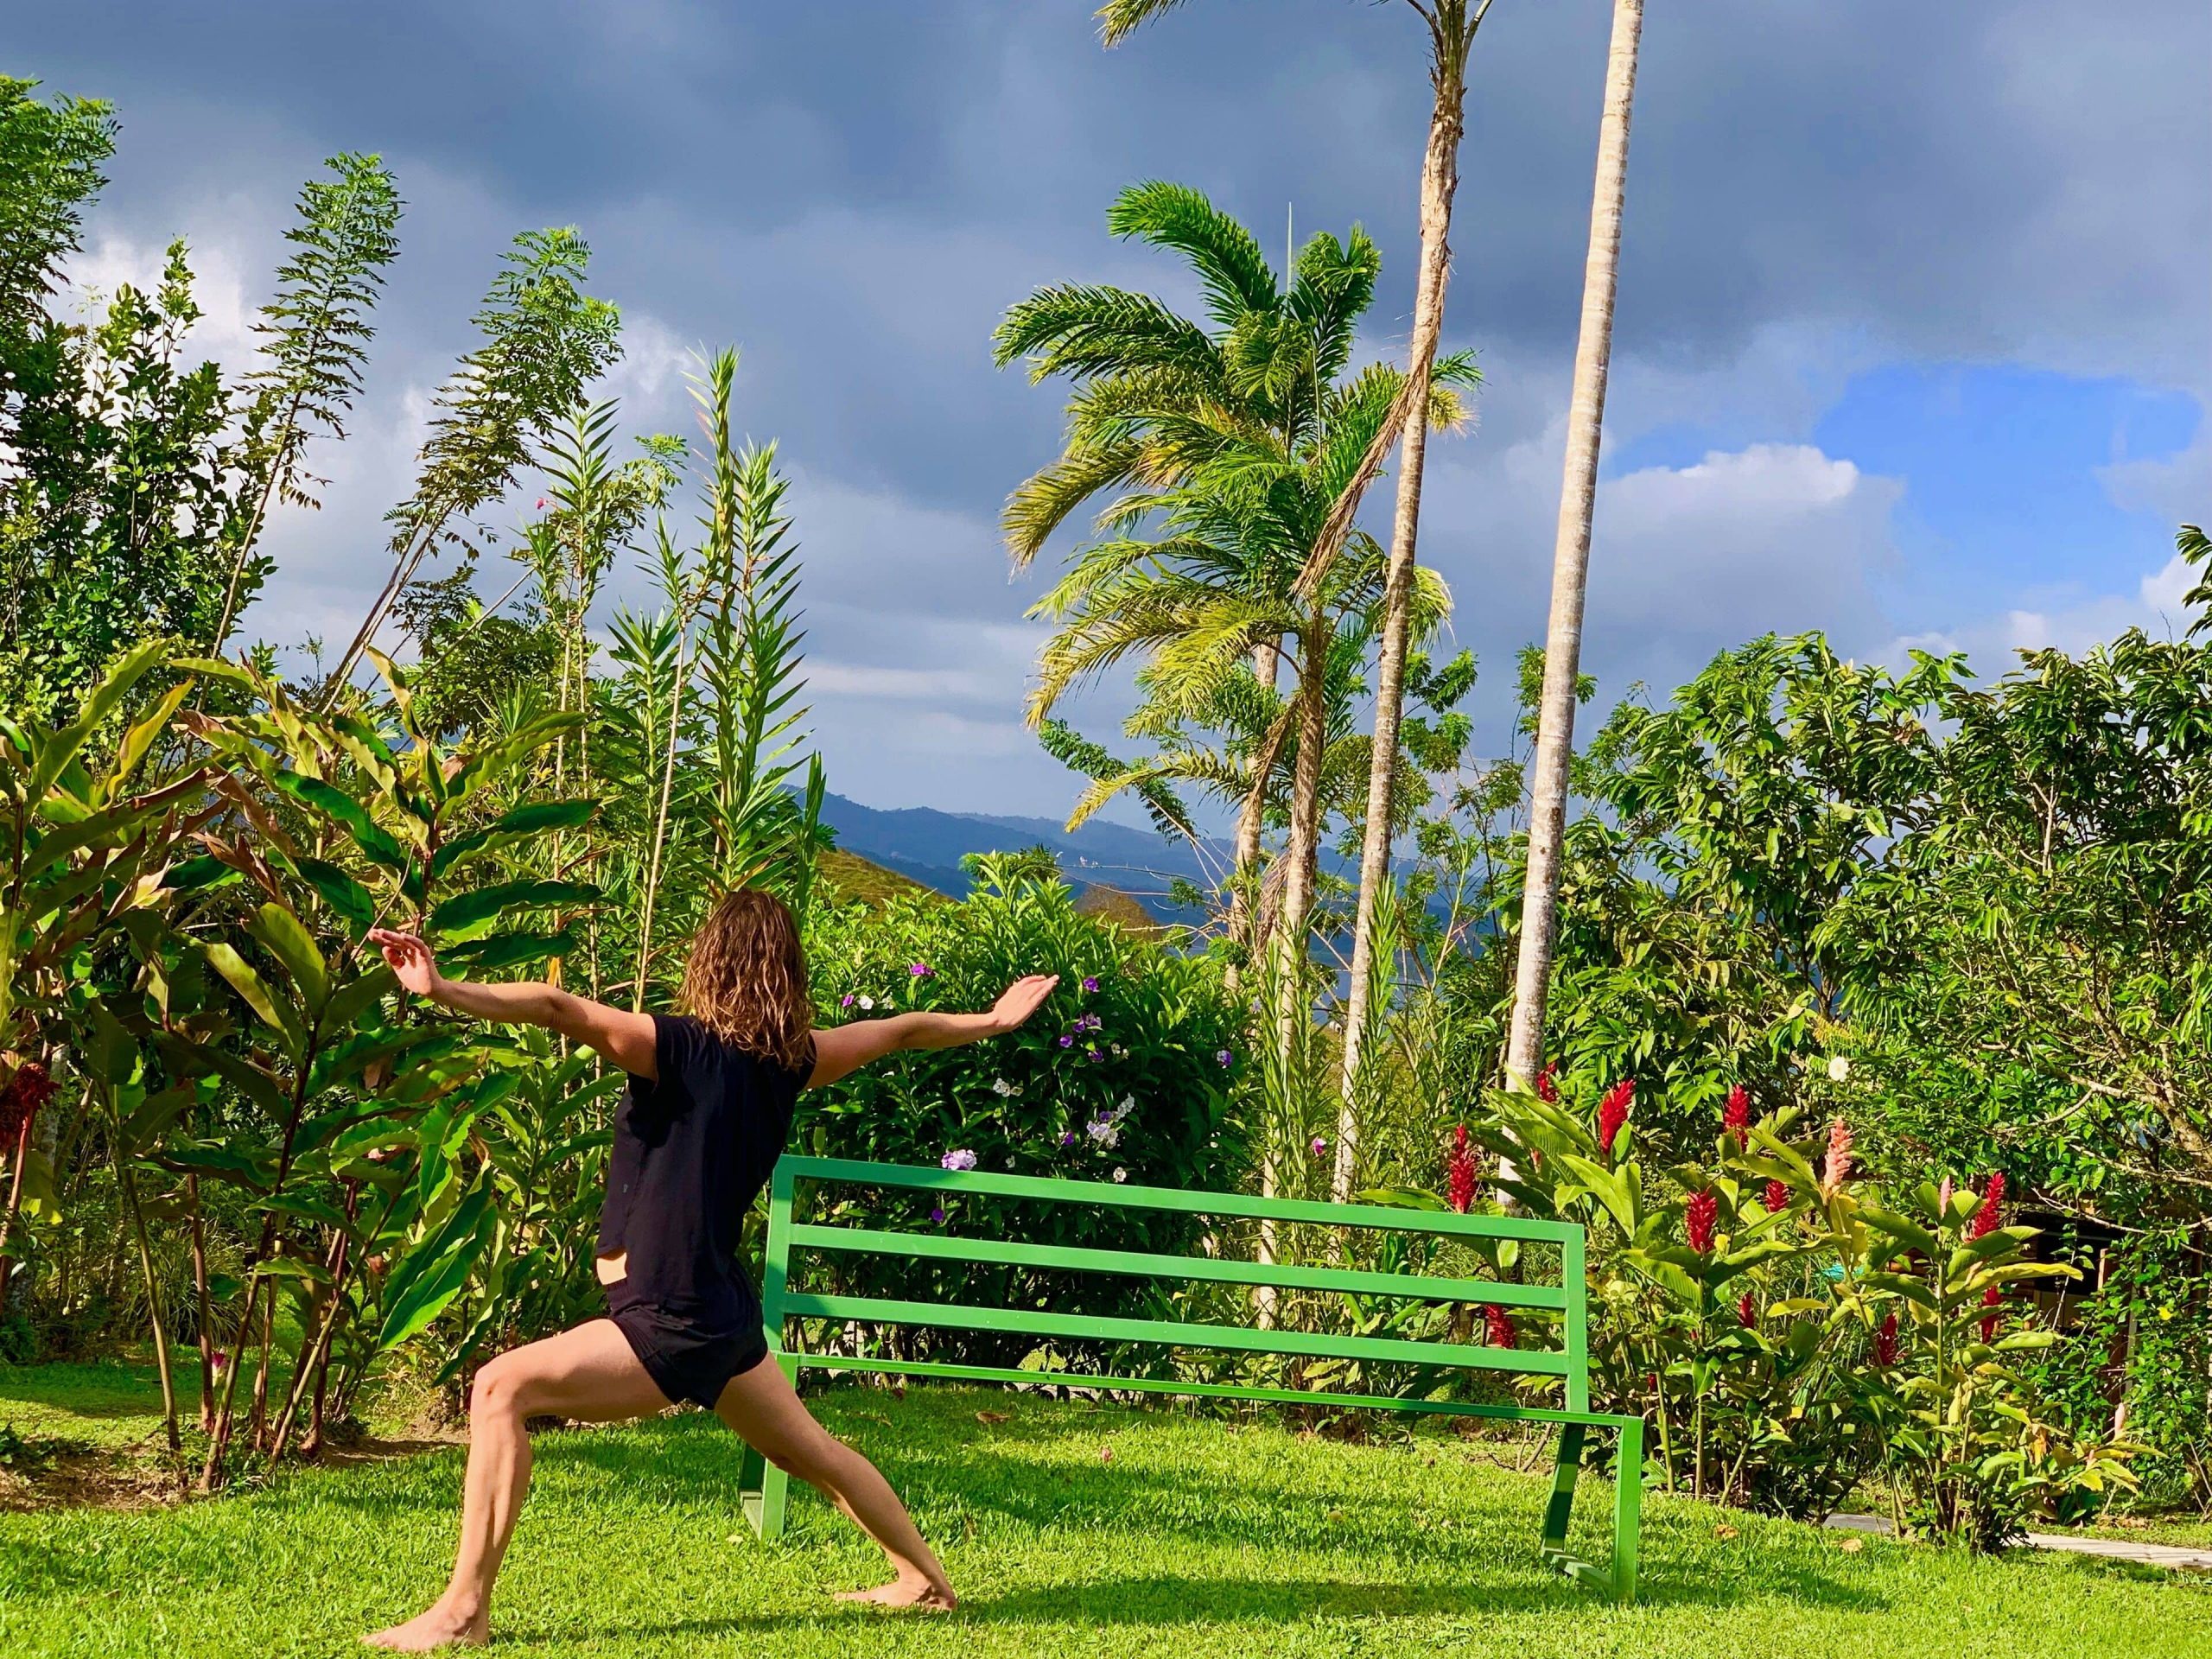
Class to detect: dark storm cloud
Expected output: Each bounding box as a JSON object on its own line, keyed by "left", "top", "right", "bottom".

{"left": 15, "top": 0, "right": 2207, "bottom": 814}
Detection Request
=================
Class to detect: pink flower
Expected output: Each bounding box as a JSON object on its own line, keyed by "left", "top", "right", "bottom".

{"left": 535, "top": 497, "right": 546, "bottom": 510}
{"left": 1763, "top": 1179, "right": 1792, "bottom": 1216}
{"left": 1535, "top": 1065, "right": 1560, "bottom": 1104}
{"left": 1874, "top": 1312, "right": 1899, "bottom": 1366}
{"left": 1980, "top": 1283, "right": 2003, "bottom": 1344}
{"left": 1598, "top": 1079, "right": 1633, "bottom": 1156}
{"left": 1820, "top": 1118, "right": 1854, "bottom": 1198}
{"left": 1482, "top": 1304, "right": 1516, "bottom": 1348}
{"left": 1738, "top": 1293, "right": 1757, "bottom": 1330}
{"left": 1686, "top": 1189, "right": 1719, "bottom": 1255}
{"left": 1446, "top": 1125, "right": 1479, "bottom": 1215}
{"left": 1967, "top": 1170, "right": 2006, "bottom": 1241}
{"left": 908, "top": 963, "right": 934, "bottom": 977}
{"left": 1310, "top": 1136, "right": 1327, "bottom": 1160}
{"left": 1937, "top": 1175, "right": 1955, "bottom": 1214}
{"left": 1724, "top": 1084, "right": 1751, "bottom": 1145}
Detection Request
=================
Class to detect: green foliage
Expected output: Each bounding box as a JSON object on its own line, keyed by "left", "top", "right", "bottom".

{"left": 795, "top": 864, "right": 1243, "bottom": 1364}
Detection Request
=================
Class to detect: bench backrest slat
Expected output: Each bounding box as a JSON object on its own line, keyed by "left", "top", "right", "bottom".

{"left": 763, "top": 1155, "right": 1594, "bottom": 1404}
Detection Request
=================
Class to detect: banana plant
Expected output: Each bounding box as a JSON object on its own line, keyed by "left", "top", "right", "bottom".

{"left": 0, "top": 640, "right": 231, "bottom": 1315}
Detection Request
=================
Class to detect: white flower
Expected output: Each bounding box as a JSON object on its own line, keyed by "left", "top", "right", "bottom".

{"left": 858, "top": 995, "right": 874, "bottom": 1011}
{"left": 940, "top": 1147, "right": 978, "bottom": 1172}
{"left": 1114, "top": 1095, "right": 1135, "bottom": 1121}
{"left": 991, "top": 1077, "right": 1015, "bottom": 1097}
{"left": 1085, "top": 1118, "right": 1120, "bottom": 1148}
{"left": 1826, "top": 1055, "right": 1850, "bottom": 1083}
{"left": 1112, "top": 1167, "right": 1128, "bottom": 1183}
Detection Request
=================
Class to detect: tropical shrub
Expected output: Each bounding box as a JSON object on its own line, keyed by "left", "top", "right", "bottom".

{"left": 791, "top": 857, "right": 1244, "bottom": 1365}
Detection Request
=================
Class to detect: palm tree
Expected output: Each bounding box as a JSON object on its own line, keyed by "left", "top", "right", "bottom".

{"left": 1507, "top": 0, "right": 1646, "bottom": 1084}
{"left": 995, "top": 181, "right": 1390, "bottom": 956}
{"left": 1094, "top": 0, "right": 1498, "bottom": 1203}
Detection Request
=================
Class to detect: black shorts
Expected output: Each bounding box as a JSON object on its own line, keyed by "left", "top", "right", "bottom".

{"left": 607, "top": 1287, "right": 771, "bottom": 1410}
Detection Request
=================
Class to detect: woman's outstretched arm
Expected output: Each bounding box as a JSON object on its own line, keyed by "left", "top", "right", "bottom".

{"left": 369, "top": 928, "right": 659, "bottom": 1077}
{"left": 806, "top": 975, "right": 1058, "bottom": 1090}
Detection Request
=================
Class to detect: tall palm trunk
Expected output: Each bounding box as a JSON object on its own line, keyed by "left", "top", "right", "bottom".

{"left": 1333, "top": 3, "right": 1481, "bottom": 1203}
{"left": 1223, "top": 639, "right": 1286, "bottom": 985}
{"left": 1506, "top": 0, "right": 1646, "bottom": 1084}
{"left": 1256, "top": 613, "right": 1331, "bottom": 1321}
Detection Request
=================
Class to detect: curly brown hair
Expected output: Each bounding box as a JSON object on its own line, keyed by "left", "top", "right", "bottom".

{"left": 677, "top": 889, "right": 813, "bottom": 1073}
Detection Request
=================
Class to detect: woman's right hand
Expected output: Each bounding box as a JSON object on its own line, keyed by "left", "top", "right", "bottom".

{"left": 368, "top": 929, "right": 443, "bottom": 999}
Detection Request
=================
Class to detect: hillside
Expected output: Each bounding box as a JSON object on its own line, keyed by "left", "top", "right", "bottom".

{"left": 816, "top": 789, "right": 1218, "bottom": 918}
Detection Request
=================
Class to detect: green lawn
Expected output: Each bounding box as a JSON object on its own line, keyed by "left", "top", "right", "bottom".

{"left": 2, "top": 1370, "right": 2205, "bottom": 1659}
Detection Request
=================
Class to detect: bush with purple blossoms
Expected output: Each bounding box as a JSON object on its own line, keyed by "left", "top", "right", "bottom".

{"left": 796, "top": 861, "right": 1245, "bottom": 1363}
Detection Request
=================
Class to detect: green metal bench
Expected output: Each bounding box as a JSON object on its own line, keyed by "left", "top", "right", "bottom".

{"left": 737, "top": 1154, "right": 1644, "bottom": 1599}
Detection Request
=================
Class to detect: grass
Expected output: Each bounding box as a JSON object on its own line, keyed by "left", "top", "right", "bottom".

{"left": 4, "top": 1367, "right": 2207, "bottom": 1659}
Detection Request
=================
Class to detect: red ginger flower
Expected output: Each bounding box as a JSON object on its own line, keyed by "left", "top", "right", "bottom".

{"left": 1686, "top": 1188, "right": 1719, "bottom": 1255}
{"left": 1738, "top": 1293, "right": 1757, "bottom": 1329}
{"left": 1535, "top": 1064, "right": 1560, "bottom": 1104}
{"left": 1763, "top": 1179, "right": 1792, "bottom": 1216}
{"left": 1873, "top": 1311, "right": 1899, "bottom": 1366}
{"left": 1980, "top": 1283, "right": 2003, "bottom": 1344}
{"left": 1446, "top": 1124, "right": 1479, "bottom": 1215}
{"left": 1598, "top": 1079, "right": 1633, "bottom": 1155}
{"left": 0, "top": 1062, "right": 56, "bottom": 1148}
{"left": 1724, "top": 1084, "right": 1751, "bottom": 1144}
{"left": 1967, "top": 1170, "right": 2006, "bottom": 1241}
{"left": 1820, "top": 1117, "right": 1854, "bottom": 1197}
{"left": 1483, "top": 1303, "right": 1517, "bottom": 1348}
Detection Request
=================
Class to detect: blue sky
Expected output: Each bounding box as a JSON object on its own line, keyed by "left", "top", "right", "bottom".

{"left": 16, "top": 1, "right": 2209, "bottom": 819}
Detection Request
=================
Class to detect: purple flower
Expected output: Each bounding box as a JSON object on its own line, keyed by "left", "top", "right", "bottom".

{"left": 909, "top": 963, "right": 934, "bottom": 977}
{"left": 1311, "top": 1136, "right": 1327, "bottom": 1159}
{"left": 1060, "top": 1130, "right": 1077, "bottom": 1147}
{"left": 840, "top": 993, "right": 855, "bottom": 1007}
{"left": 1082, "top": 976, "right": 1099, "bottom": 995}
{"left": 930, "top": 1206, "right": 946, "bottom": 1224}
{"left": 1086, "top": 1047, "right": 1102, "bottom": 1062}
{"left": 1058, "top": 1033, "right": 1074, "bottom": 1049}
{"left": 1216, "top": 1050, "right": 1233, "bottom": 1067}
{"left": 941, "top": 1147, "right": 978, "bottom": 1172}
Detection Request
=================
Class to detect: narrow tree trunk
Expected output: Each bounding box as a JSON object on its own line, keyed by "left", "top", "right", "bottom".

{"left": 1335, "top": 21, "right": 1473, "bottom": 1203}
{"left": 111, "top": 1135, "right": 180, "bottom": 1451}
{"left": 1504, "top": 0, "right": 1645, "bottom": 1084}
{"left": 187, "top": 1173, "right": 215, "bottom": 1432}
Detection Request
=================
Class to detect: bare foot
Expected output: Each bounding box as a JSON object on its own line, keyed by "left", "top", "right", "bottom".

{"left": 360, "top": 1602, "right": 490, "bottom": 1650}
{"left": 835, "top": 1576, "right": 957, "bottom": 1612}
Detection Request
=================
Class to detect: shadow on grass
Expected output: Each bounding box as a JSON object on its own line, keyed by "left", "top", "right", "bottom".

{"left": 526, "top": 1421, "right": 1883, "bottom": 1621}
{"left": 515, "top": 1561, "right": 1884, "bottom": 1649}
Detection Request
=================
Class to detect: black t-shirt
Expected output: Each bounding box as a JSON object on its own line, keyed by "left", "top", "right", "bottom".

{"left": 596, "top": 1014, "right": 810, "bottom": 1331}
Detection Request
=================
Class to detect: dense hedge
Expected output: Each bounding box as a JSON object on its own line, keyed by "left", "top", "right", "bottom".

{"left": 792, "top": 869, "right": 1246, "bottom": 1367}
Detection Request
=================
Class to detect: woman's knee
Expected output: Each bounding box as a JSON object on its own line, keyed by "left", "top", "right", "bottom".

{"left": 469, "top": 1355, "right": 532, "bottom": 1421}
{"left": 764, "top": 1426, "right": 847, "bottom": 1485}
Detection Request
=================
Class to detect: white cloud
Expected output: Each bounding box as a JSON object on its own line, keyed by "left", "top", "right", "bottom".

{"left": 1893, "top": 550, "right": 2201, "bottom": 666}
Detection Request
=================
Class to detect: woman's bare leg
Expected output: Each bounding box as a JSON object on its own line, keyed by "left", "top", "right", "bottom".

{"left": 712, "top": 1359, "right": 955, "bottom": 1610}
{"left": 363, "top": 1319, "right": 670, "bottom": 1650}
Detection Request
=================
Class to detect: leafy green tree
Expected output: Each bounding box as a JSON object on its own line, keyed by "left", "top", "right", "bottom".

{"left": 211, "top": 153, "right": 403, "bottom": 650}
{"left": 324, "top": 227, "right": 621, "bottom": 700}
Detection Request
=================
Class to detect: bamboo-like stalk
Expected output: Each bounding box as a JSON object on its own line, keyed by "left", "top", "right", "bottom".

{"left": 110, "top": 1128, "right": 180, "bottom": 1451}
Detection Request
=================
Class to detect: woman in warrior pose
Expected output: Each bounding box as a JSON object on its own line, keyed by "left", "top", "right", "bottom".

{"left": 362, "top": 889, "right": 1057, "bottom": 1649}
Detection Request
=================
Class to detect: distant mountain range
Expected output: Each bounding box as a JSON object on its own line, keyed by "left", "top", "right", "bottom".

{"left": 816, "top": 790, "right": 1223, "bottom": 913}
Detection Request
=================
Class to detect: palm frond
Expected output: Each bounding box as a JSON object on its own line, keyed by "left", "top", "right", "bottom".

{"left": 1109, "top": 180, "right": 1279, "bottom": 330}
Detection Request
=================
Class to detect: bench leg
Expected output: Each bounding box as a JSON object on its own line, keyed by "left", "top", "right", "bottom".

{"left": 1541, "top": 1423, "right": 1586, "bottom": 1562}
{"left": 1610, "top": 1416, "right": 1643, "bottom": 1603}
{"left": 739, "top": 1352, "right": 801, "bottom": 1542}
